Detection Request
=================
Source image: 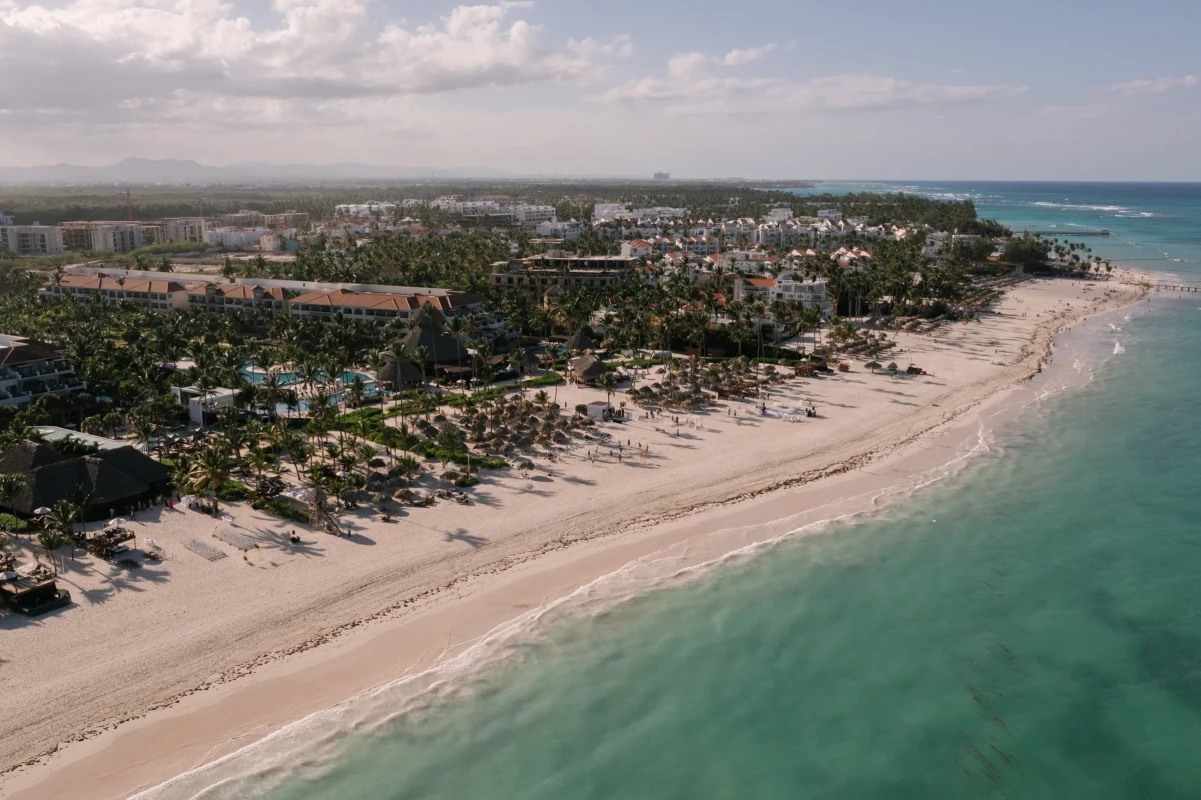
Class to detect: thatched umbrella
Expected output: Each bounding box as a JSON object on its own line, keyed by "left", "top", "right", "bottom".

{"left": 394, "top": 487, "right": 415, "bottom": 503}
{"left": 887, "top": 362, "right": 898, "bottom": 373}
{"left": 866, "top": 361, "right": 882, "bottom": 373}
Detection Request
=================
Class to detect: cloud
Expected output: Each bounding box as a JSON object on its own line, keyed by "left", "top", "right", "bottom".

{"left": 1108, "top": 74, "right": 1199, "bottom": 95}
{"left": 722, "top": 43, "right": 776, "bottom": 66}
{"left": 601, "top": 52, "right": 1023, "bottom": 114}
{"left": 0, "top": 0, "right": 626, "bottom": 128}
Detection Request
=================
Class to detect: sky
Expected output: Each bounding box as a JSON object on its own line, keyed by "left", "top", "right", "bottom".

{"left": 1, "top": 0, "right": 1199, "bottom": 180}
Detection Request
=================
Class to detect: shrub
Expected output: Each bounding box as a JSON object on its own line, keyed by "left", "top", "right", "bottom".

{"left": 215, "top": 480, "right": 253, "bottom": 502}
{"left": 252, "top": 497, "right": 312, "bottom": 524}
{"left": 0, "top": 512, "right": 28, "bottom": 533}
{"left": 523, "top": 371, "right": 564, "bottom": 388}
{"left": 575, "top": 404, "right": 589, "bottom": 415}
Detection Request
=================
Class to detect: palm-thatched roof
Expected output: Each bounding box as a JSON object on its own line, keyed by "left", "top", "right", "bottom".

{"left": 399, "top": 306, "right": 469, "bottom": 366}
{"left": 0, "top": 440, "right": 65, "bottom": 474}
{"left": 377, "top": 358, "right": 424, "bottom": 388}
{"left": 563, "top": 328, "right": 598, "bottom": 352}
{"left": 0, "top": 441, "right": 168, "bottom": 515}
{"left": 570, "top": 353, "right": 609, "bottom": 384}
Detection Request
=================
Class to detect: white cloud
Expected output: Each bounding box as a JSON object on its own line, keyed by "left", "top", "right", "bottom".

{"left": 1108, "top": 74, "right": 1199, "bottom": 95}
{"left": 0, "top": 0, "right": 626, "bottom": 128}
{"left": 722, "top": 43, "right": 776, "bottom": 66}
{"left": 601, "top": 52, "right": 1023, "bottom": 115}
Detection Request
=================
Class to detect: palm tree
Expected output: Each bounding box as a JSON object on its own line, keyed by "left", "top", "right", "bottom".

{"left": 36, "top": 525, "right": 71, "bottom": 576}
{"left": 597, "top": 372, "right": 620, "bottom": 407}
{"left": 188, "top": 443, "right": 234, "bottom": 515}
{"left": 0, "top": 473, "right": 26, "bottom": 511}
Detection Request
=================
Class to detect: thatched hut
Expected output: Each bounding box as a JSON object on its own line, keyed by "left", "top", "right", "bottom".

{"left": 570, "top": 352, "right": 610, "bottom": 385}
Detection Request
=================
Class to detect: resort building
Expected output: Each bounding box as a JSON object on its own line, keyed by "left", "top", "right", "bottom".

{"left": 510, "top": 205, "right": 557, "bottom": 225}
{"left": 185, "top": 283, "right": 288, "bottom": 314}
{"left": 733, "top": 276, "right": 832, "bottom": 316}
{"left": 41, "top": 274, "right": 191, "bottom": 310}
{"left": 0, "top": 226, "right": 65, "bottom": 256}
{"left": 0, "top": 334, "right": 86, "bottom": 408}
{"left": 287, "top": 288, "right": 486, "bottom": 325}
{"left": 593, "top": 203, "right": 627, "bottom": 221}
{"left": 491, "top": 256, "right": 634, "bottom": 294}
{"left": 535, "top": 220, "right": 585, "bottom": 240}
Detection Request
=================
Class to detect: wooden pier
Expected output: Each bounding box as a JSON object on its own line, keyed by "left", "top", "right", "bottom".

{"left": 1155, "top": 284, "right": 1200, "bottom": 293}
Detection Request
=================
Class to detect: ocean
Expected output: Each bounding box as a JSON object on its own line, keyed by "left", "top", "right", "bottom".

{"left": 144, "top": 183, "right": 1201, "bottom": 800}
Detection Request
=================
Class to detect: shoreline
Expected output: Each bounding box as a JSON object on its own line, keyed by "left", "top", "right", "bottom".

{"left": 0, "top": 273, "right": 1152, "bottom": 799}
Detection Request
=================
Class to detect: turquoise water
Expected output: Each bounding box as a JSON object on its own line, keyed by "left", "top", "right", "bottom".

{"left": 151, "top": 184, "right": 1201, "bottom": 800}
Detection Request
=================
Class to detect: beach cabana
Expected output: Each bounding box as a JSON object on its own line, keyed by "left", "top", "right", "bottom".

{"left": 570, "top": 353, "right": 609, "bottom": 385}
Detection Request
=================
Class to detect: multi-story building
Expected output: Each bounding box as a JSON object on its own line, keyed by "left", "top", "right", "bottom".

{"left": 535, "top": 220, "right": 586, "bottom": 240}
{"left": 0, "top": 212, "right": 14, "bottom": 225}
{"left": 288, "top": 288, "right": 484, "bottom": 325}
{"left": 91, "top": 224, "right": 145, "bottom": 253}
{"left": 164, "top": 217, "right": 210, "bottom": 243}
{"left": 185, "top": 283, "right": 287, "bottom": 314}
{"left": 620, "top": 239, "right": 655, "bottom": 259}
{"left": 59, "top": 221, "right": 163, "bottom": 253}
{"left": 262, "top": 211, "right": 310, "bottom": 229}
{"left": 0, "top": 226, "right": 64, "bottom": 256}
{"left": 42, "top": 274, "right": 191, "bottom": 310}
{"left": 593, "top": 203, "right": 627, "bottom": 221}
{"left": 733, "top": 277, "right": 831, "bottom": 316}
{"left": 334, "top": 202, "right": 397, "bottom": 219}
{"left": 510, "top": 205, "right": 557, "bottom": 225}
{"left": 203, "top": 227, "right": 272, "bottom": 250}
{"left": 681, "top": 236, "right": 721, "bottom": 256}
{"left": 628, "top": 206, "right": 688, "bottom": 219}
{"left": 764, "top": 207, "right": 794, "bottom": 223}
{"left": 0, "top": 335, "right": 86, "bottom": 408}
{"left": 491, "top": 252, "right": 638, "bottom": 295}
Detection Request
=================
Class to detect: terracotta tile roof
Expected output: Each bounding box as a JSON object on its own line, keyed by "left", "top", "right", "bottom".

{"left": 57, "top": 274, "right": 188, "bottom": 293}
{"left": 747, "top": 278, "right": 777, "bottom": 288}
{"left": 290, "top": 288, "right": 482, "bottom": 312}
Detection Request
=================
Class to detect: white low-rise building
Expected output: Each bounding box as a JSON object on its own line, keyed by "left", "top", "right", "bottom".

{"left": 536, "top": 220, "right": 585, "bottom": 240}
{"left": 510, "top": 205, "right": 557, "bottom": 225}
{"left": 593, "top": 203, "right": 627, "bottom": 221}
{"left": 204, "top": 227, "right": 272, "bottom": 250}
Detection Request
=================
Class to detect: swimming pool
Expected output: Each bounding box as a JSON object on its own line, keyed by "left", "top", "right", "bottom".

{"left": 239, "top": 366, "right": 380, "bottom": 412}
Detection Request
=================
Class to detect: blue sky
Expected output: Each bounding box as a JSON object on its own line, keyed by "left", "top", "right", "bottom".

{"left": 1, "top": 0, "right": 1198, "bottom": 179}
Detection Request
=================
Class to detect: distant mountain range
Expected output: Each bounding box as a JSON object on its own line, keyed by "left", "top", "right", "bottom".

{"left": 0, "top": 158, "right": 520, "bottom": 184}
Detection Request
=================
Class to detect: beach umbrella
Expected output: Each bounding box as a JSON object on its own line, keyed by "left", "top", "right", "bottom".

{"left": 866, "top": 361, "right": 882, "bottom": 373}
{"left": 106, "top": 518, "right": 128, "bottom": 527}
{"left": 33, "top": 507, "right": 51, "bottom": 516}
{"left": 887, "top": 362, "right": 898, "bottom": 373}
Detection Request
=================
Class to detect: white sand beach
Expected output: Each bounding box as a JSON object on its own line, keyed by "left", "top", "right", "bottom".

{"left": 0, "top": 273, "right": 1150, "bottom": 799}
